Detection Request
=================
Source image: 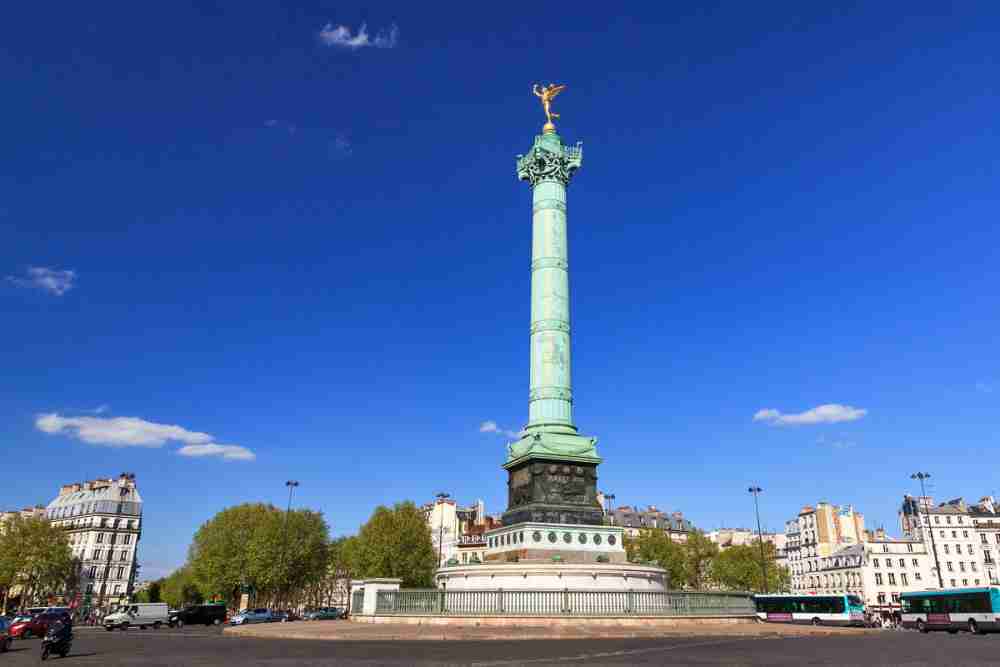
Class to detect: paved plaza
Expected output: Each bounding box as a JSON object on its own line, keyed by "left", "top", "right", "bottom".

{"left": 1, "top": 625, "right": 998, "bottom": 665}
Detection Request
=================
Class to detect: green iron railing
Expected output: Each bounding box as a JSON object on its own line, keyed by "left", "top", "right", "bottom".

{"left": 351, "top": 588, "right": 364, "bottom": 613}
{"left": 374, "top": 589, "right": 754, "bottom": 617}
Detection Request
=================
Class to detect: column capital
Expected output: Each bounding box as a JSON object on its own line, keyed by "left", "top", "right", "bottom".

{"left": 516, "top": 134, "right": 583, "bottom": 187}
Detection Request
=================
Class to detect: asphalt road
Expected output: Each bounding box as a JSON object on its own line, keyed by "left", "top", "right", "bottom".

{"left": 2, "top": 626, "right": 999, "bottom": 665}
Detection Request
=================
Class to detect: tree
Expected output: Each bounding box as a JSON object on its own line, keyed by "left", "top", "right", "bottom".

{"left": 161, "top": 566, "right": 203, "bottom": 609}
{"left": 624, "top": 529, "right": 687, "bottom": 589}
{"left": 682, "top": 531, "right": 719, "bottom": 589}
{"left": 188, "top": 503, "right": 331, "bottom": 607}
{"left": 135, "top": 579, "right": 163, "bottom": 604}
{"left": 0, "top": 515, "right": 75, "bottom": 612}
{"left": 712, "top": 542, "right": 789, "bottom": 593}
{"left": 354, "top": 502, "right": 436, "bottom": 587}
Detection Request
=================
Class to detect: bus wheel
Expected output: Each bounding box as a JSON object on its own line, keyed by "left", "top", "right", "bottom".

{"left": 811, "top": 618, "right": 821, "bottom": 627}
{"left": 917, "top": 620, "right": 927, "bottom": 634}
{"left": 968, "top": 619, "right": 980, "bottom": 635}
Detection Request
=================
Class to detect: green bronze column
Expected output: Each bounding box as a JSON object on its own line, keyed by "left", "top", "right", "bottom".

{"left": 502, "top": 87, "right": 603, "bottom": 528}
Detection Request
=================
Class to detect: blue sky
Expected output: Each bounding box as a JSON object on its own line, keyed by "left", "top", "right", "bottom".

{"left": 3, "top": 2, "right": 999, "bottom": 578}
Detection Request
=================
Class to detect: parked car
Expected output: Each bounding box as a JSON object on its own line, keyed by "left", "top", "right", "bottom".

{"left": 168, "top": 604, "right": 227, "bottom": 628}
{"left": 275, "top": 610, "right": 301, "bottom": 622}
{"left": 0, "top": 617, "right": 12, "bottom": 652}
{"left": 8, "top": 611, "right": 69, "bottom": 639}
{"left": 229, "top": 608, "right": 274, "bottom": 625}
{"left": 103, "top": 603, "right": 170, "bottom": 631}
{"left": 305, "top": 607, "right": 345, "bottom": 620}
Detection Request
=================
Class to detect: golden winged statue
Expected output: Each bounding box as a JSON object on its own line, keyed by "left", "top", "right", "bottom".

{"left": 533, "top": 83, "right": 567, "bottom": 131}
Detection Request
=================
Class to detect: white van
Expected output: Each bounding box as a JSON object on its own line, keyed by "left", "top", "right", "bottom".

{"left": 103, "top": 602, "right": 170, "bottom": 631}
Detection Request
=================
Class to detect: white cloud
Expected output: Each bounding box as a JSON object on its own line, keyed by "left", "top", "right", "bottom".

{"left": 815, "top": 435, "right": 857, "bottom": 450}
{"left": 318, "top": 22, "right": 398, "bottom": 49}
{"left": 753, "top": 403, "right": 867, "bottom": 426}
{"left": 177, "top": 443, "right": 256, "bottom": 461}
{"left": 92, "top": 404, "right": 110, "bottom": 414}
{"left": 36, "top": 413, "right": 254, "bottom": 462}
{"left": 479, "top": 420, "right": 520, "bottom": 439}
{"left": 6, "top": 266, "right": 77, "bottom": 295}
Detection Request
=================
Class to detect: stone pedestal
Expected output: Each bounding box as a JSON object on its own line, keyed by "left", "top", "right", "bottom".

{"left": 502, "top": 456, "right": 604, "bottom": 527}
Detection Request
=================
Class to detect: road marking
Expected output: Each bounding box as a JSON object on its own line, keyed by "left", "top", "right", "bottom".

{"left": 468, "top": 637, "right": 764, "bottom": 665}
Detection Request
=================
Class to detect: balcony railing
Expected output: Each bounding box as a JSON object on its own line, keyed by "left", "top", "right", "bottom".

{"left": 373, "top": 589, "right": 754, "bottom": 617}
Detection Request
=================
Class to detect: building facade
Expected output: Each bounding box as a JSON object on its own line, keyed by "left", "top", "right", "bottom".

{"left": 785, "top": 502, "right": 865, "bottom": 589}
{"left": 608, "top": 505, "right": 694, "bottom": 541}
{"left": 791, "top": 538, "right": 935, "bottom": 619}
{"left": 45, "top": 473, "right": 142, "bottom": 610}
{"left": 900, "top": 494, "right": 997, "bottom": 589}
{"left": 424, "top": 497, "right": 489, "bottom": 567}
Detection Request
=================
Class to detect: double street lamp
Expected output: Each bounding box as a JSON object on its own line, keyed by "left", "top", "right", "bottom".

{"left": 281, "top": 481, "right": 300, "bottom": 606}
{"left": 910, "top": 472, "right": 944, "bottom": 589}
{"left": 748, "top": 485, "right": 768, "bottom": 594}
{"left": 435, "top": 492, "right": 451, "bottom": 567}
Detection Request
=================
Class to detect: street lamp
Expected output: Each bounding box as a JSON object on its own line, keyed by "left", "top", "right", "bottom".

{"left": 911, "top": 472, "right": 944, "bottom": 589}
{"left": 605, "top": 493, "right": 616, "bottom": 525}
{"left": 281, "top": 481, "right": 300, "bottom": 607}
{"left": 748, "top": 486, "right": 768, "bottom": 594}
{"left": 435, "top": 492, "right": 451, "bottom": 567}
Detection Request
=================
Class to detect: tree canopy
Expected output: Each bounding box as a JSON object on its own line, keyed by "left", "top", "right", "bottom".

{"left": 353, "top": 502, "right": 436, "bottom": 587}
{"left": 0, "top": 515, "right": 77, "bottom": 612}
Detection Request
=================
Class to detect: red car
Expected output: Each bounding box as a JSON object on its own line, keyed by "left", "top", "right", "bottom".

{"left": 8, "top": 611, "right": 69, "bottom": 640}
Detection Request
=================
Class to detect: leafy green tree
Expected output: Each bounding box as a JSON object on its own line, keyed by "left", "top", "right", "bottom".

{"left": 354, "top": 502, "right": 436, "bottom": 587}
{"left": 0, "top": 515, "right": 75, "bottom": 611}
{"left": 682, "top": 531, "right": 719, "bottom": 589}
{"left": 188, "top": 502, "right": 330, "bottom": 606}
{"left": 712, "top": 542, "right": 789, "bottom": 592}
{"left": 161, "top": 566, "right": 204, "bottom": 608}
{"left": 135, "top": 579, "right": 163, "bottom": 604}
{"left": 625, "top": 529, "right": 687, "bottom": 589}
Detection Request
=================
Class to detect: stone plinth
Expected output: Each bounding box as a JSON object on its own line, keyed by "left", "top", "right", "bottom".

{"left": 482, "top": 522, "right": 626, "bottom": 564}
{"left": 435, "top": 561, "right": 666, "bottom": 591}
{"left": 351, "top": 578, "right": 402, "bottom": 616}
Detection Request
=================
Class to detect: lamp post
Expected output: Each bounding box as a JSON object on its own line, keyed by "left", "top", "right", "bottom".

{"left": 281, "top": 481, "right": 300, "bottom": 608}
{"left": 605, "top": 493, "right": 616, "bottom": 525}
{"left": 435, "top": 492, "right": 451, "bottom": 567}
{"left": 748, "top": 486, "right": 768, "bottom": 594}
{"left": 911, "top": 472, "right": 944, "bottom": 589}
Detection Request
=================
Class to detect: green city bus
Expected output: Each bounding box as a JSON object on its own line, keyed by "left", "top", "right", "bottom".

{"left": 754, "top": 594, "right": 865, "bottom": 626}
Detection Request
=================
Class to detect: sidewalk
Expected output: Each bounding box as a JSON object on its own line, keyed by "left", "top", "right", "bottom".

{"left": 226, "top": 620, "right": 877, "bottom": 642}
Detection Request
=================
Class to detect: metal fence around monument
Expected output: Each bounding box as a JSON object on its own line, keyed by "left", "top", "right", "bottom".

{"left": 373, "top": 590, "right": 754, "bottom": 617}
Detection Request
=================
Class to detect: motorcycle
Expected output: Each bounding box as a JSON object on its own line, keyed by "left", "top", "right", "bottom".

{"left": 40, "top": 623, "right": 72, "bottom": 661}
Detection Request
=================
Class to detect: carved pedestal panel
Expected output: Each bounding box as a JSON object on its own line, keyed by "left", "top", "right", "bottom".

{"left": 502, "top": 457, "right": 604, "bottom": 526}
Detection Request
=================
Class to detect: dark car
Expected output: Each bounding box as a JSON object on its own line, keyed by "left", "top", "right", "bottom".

{"left": 168, "top": 604, "right": 227, "bottom": 628}
{"left": 305, "top": 607, "right": 346, "bottom": 620}
{"left": 0, "top": 617, "right": 12, "bottom": 652}
{"left": 8, "top": 611, "right": 69, "bottom": 640}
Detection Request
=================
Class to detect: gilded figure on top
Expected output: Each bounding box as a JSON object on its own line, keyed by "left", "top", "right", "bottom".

{"left": 533, "top": 83, "right": 566, "bottom": 131}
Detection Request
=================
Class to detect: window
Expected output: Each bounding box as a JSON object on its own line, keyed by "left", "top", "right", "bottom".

{"left": 996, "top": 534, "right": 1000, "bottom": 545}
{"left": 944, "top": 545, "right": 950, "bottom": 555}
{"left": 116, "top": 567, "right": 124, "bottom": 579}
{"left": 960, "top": 562, "right": 966, "bottom": 572}
{"left": 93, "top": 549, "right": 102, "bottom": 560}
{"left": 912, "top": 559, "right": 919, "bottom": 567}
{"left": 947, "top": 516, "right": 952, "bottom": 525}
{"left": 875, "top": 573, "right": 883, "bottom": 585}
{"left": 958, "top": 517, "right": 964, "bottom": 525}
{"left": 877, "top": 592, "right": 886, "bottom": 603}
{"left": 971, "top": 563, "right": 978, "bottom": 572}
{"left": 940, "top": 531, "right": 945, "bottom": 538}
{"left": 87, "top": 565, "right": 97, "bottom": 578}
{"left": 982, "top": 534, "right": 989, "bottom": 545}
{"left": 963, "top": 579, "right": 969, "bottom": 586}
{"left": 888, "top": 573, "right": 897, "bottom": 585}
{"left": 951, "top": 579, "right": 957, "bottom": 587}
{"left": 901, "top": 573, "right": 909, "bottom": 586}
{"left": 899, "top": 558, "right": 906, "bottom": 568}
{"left": 97, "top": 533, "right": 104, "bottom": 543}
{"left": 873, "top": 558, "right": 880, "bottom": 569}
{"left": 123, "top": 535, "right": 131, "bottom": 545}
{"left": 886, "top": 559, "right": 893, "bottom": 569}
{"left": 934, "top": 517, "right": 940, "bottom": 525}
{"left": 947, "top": 562, "right": 954, "bottom": 572}
{"left": 120, "top": 551, "right": 128, "bottom": 561}
{"left": 952, "top": 531, "right": 958, "bottom": 538}
{"left": 883, "top": 544, "right": 890, "bottom": 553}
{"left": 113, "top": 584, "right": 122, "bottom": 594}
{"left": 907, "top": 543, "right": 914, "bottom": 553}
{"left": 86, "top": 583, "right": 94, "bottom": 594}
{"left": 963, "top": 531, "right": 969, "bottom": 538}
{"left": 967, "top": 544, "right": 974, "bottom": 555}
{"left": 915, "top": 572, "right": 922, "bottom": 581}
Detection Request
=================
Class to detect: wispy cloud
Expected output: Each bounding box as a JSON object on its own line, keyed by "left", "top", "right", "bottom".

{"left": 36, "top": 412, "right": 255, "bottom": 462}
{"left": 92, "top": 404, "right": 110, "bottom": 414}
{"left": 6, "top": 266, "right": 77, "bottom": 295}
{"left": 479, "top": 420, "right": 520, "bottom": 439}
{"left": 177, "top": 443, "right": 256, "bottom": 461}
{"left": 976, "top": 381, "right": 993, "bottom": 394}
{"left": 318, "top": 22, "right": 398, "bottom": 49}
{"left": 753, "top": 403, "right": 867, "bottom": 426}
{"left": 816, "top": 435, "right": 857, "bottom": 450}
